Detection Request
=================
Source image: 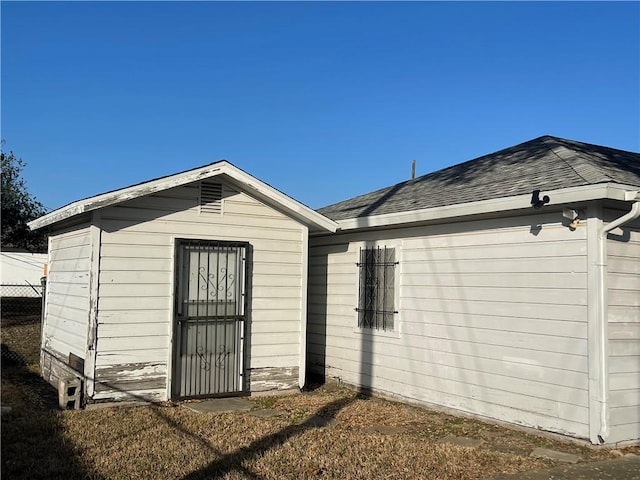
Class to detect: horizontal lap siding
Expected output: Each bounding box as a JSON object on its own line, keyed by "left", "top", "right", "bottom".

{"left": 44, "top": 226, "right": 91, "bottom": 361}
{"left": 95, "top": 183, "right": 303, "bottom": 400}
{"left": 308, "top": 212, "right": 589, "bottom": 438}
{"left": 607, "top": 217, "right": 640, "bottom": 444}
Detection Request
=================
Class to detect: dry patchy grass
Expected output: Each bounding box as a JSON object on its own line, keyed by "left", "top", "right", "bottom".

{"left": 2, "top": 366, "right": 634, "bottom": 480}
{"left": 2, "top": 321, "right": 636, "bottom": 480}
{"left": 1, "top": 315, "right": 41, "bottom": 365}
{"left": 56, "top": 397, "right": 554, "bottom": 480}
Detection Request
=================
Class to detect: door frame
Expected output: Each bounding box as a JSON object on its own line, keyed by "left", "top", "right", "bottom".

{"left": 170, "top": 238, "right": 250, "bottom": 400}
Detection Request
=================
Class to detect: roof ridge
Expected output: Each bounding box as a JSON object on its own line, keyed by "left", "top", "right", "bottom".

{"left": 319, "top": 136, "right": 569, "bottom": 213}
{"left": 318, "top": 135, "right": 640, "bottom": 222}
{"left": 542, "top": 137, "right": 599, "bottom": 185}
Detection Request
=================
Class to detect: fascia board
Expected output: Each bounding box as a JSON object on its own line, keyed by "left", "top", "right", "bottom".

{"left": 28, "top": 161, "right": 338, "bottom": 233}
{"left": 28, "top": 162, "right": 227, "bottom": 230}
{"left": 332, "top": 183, "right": 639, "bottom": 232}
{"left": 221, "top": 163, "right": 338, "bottom": 233}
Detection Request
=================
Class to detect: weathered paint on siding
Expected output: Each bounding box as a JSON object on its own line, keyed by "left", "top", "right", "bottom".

{"left": 308, "top": 211, "right": 590, "bottom": 439}
{"left": 606, "top": 212, "right": 640, "bottom": 444}
{"left": 93, "top": 181, "right": 303, "bottom": 401}
{"left": 42, "top": 225, "right": 91, "bottom": 366}
{"left": 248, "top": 366, "right": 300, "bottom": 392}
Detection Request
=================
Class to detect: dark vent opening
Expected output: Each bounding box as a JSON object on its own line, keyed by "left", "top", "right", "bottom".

{"left": 200, "top": 182, "right": 223, "bottom": 214}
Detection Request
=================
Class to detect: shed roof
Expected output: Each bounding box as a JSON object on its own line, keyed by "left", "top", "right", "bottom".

{"left": 28, "top": 160, "right": 338, "bottom": 233}
{"left": 318, "top": 135, "right": 640, "bottom": 222}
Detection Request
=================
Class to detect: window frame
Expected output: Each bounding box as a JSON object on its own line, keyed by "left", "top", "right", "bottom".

{"left": 354, "top": 243, "right": 401, "bottom": 337}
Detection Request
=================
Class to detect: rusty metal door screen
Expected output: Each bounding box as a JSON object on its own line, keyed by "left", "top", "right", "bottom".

{"left": 173, "top": 239, "right": 248, "bottom": 398}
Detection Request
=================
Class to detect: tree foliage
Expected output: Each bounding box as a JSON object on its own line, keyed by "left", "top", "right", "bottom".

{"left": 1, "top": 149, "right": 48, "bottom": 251}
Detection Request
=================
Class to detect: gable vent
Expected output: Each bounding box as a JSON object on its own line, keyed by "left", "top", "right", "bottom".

{"left": 200, "top": 182, "right": 223, "bottom": 214}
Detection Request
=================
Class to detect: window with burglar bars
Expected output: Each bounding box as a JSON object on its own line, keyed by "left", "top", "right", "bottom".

{"left": 356, "top": 246, "right": 397, "bottom": 331}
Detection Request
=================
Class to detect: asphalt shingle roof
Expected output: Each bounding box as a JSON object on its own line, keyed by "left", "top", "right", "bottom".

{"left": 318, "top": 135, "right": 640, "bottom": 221}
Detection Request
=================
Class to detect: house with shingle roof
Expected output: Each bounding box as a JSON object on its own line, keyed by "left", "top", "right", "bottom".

{"left": 28, "top": 135, "right": 639, "bottom": 445}
{"left": 307, "top": 135, "right": 640, "bottom": 445}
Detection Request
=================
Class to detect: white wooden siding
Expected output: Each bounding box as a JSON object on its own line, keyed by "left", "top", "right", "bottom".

{"left": 308, "top": 212, "right": 590, "bottom": 439}
{"left": 94, "top": 182, "right": 303, "bottom": 400}
{"left": 606, "top": 214, "right": 640, "bottom": 444}
{"left": 43, "top": 225, "right": 91, "bottom": 362}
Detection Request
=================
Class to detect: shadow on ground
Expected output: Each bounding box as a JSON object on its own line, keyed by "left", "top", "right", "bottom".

{"left": 1, "top": 355, "right": 106, "bottom": 480}
{"left": 179, "top": 393, "right": 357, "bottom": 480}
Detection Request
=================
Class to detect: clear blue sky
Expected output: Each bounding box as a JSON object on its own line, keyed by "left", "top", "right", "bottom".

{"left": 2, "top": 1, "right": 639, "bottom": 212}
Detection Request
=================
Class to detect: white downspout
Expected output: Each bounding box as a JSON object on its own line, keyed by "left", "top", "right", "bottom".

{"left": 596, "top": 196, "right": 640, "bottom": 443}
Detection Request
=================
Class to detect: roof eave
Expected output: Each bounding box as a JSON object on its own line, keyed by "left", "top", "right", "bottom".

{"left": 27, "top": 162, "right": 228, "bottom": 230}
{"left": 220, "top": 163, "right": 338, "bottom": 233}
{"left": 326, "top": 183, "right": 640, "bottom": 233}
{"left": 28, "top": 161, "right": 338, "bottom": 233}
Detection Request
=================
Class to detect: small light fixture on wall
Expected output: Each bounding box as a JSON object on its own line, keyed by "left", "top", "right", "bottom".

{"left": 563, "top": 208, "right": 584, "bottom": 230}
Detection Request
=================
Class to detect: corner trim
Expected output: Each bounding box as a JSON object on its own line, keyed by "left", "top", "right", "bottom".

{"left": 299, "top": 226, "right": 309, "bottom": 389}
{"left": 85, "top": 211, "right": 101, "bottom": 398}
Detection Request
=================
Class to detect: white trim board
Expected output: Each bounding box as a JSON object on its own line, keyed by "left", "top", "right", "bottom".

{"left": 28, "top": 161, "right": 338, "bottom": 234}
{"left": 327, "top": 184, "right": 639, "bottom": 233}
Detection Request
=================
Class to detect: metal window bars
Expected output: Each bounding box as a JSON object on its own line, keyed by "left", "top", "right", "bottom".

{"left": 356, "top": 246, "right": 398, "bottom": 331}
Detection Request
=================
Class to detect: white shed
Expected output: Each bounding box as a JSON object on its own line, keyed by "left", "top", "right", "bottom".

{"left": 308, "top": 136, "right": 640, "bottom": 445}
{"left": 29, "top": 161, "right": 337, "bottom": 403}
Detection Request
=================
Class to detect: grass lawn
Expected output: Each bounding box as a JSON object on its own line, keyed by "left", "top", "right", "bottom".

{"left": 2, "top": 318, "right": 637, "bottom": 479}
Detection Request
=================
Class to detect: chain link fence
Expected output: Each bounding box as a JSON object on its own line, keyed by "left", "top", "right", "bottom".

{"left": 1, "top": 282, "right": 45, "bottom": 366}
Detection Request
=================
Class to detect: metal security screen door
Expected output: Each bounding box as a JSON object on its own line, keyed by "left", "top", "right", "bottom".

{"left": 173, "top": 239, "right": 248, "bottom": 398}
